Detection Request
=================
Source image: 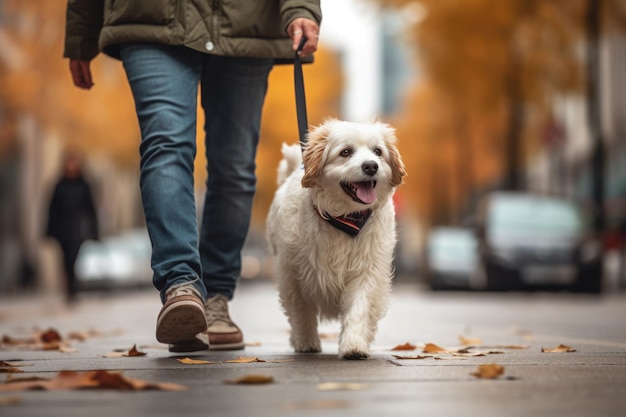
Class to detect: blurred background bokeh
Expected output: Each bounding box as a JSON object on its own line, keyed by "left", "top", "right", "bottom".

{"left": 1, "top": 0, "right": 625, "bottom": 296}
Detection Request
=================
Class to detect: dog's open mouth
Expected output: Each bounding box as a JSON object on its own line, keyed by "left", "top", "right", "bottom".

{"left": 341, "top": 181, "right": 377, "bottom": 204}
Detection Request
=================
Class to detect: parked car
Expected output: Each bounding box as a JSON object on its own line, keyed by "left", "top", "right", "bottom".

{"left": 74, "top": 228, "right": 152, "bottom": 290}
{"left": 478, "top": 192, "right": 602, "bottom": 293}
{"left": 423, "top": 227, "right": 482, "bottom": 290}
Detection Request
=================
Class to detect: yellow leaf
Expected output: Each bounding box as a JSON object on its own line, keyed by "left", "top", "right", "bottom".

{"left": 59, "top": 346, "right": 78, "bottom": 354}
{"left": 541, "top": 344, "right": 576, "bottom": 353}
{"left": 471, "top": 364, "right": 505, "bottom": 379}
{"left": 226, "top": 357, "right": 266, "bottom": 363}
{"left": 225, "top": 374, "right": 274, "bottom": 384}
{"left": 316, "top": 382, "right": 369, "bottom": 391}
{"left": 177, "top": 358, "right": 213, "bottom": 365}
{"left": 460, "top": 335, "right": 483, "bottom": 346}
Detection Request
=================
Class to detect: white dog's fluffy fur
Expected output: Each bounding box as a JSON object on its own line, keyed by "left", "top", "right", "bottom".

{"left": 267, "top": 119, "right": 406, "bottom": 359}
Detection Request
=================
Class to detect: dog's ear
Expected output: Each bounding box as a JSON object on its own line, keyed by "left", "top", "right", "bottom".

{"left": 301, "top": 123, "right": 331, "bottom": 188}
{"left": 380, "top": 123, "right": 407, "bottom": 187}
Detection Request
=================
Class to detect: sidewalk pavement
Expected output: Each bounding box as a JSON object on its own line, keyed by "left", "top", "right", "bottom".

{"left": 1, "top": 279, "right": 625, "bottom": 417}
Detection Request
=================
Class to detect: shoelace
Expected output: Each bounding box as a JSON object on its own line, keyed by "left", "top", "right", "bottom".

{"left": 167, "top": 285, "right": 200, "bottom": 299}
{"left": 205, "top": 295, "right": 231, "bottom": 324}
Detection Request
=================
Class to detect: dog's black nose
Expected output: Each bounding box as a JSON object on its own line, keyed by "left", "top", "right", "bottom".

{"left": 362, "top": 161, "right": 378, "bottom": 176}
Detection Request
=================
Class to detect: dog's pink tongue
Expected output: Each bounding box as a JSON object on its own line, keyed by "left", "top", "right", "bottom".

{"left": 356, "top": 182, "right": 376, "bottom": 204}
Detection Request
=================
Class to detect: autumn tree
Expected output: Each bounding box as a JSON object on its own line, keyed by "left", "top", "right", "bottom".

{"left": 375, "top": 0, "right": 605, "bottom": 226}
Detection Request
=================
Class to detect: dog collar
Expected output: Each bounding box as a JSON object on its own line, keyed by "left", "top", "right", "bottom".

{"left": 316, "top": 207, "right": 372, "bottom": 238}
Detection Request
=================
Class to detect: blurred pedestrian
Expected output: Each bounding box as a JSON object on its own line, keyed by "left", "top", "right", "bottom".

{"left": 46, "top": 148, "right": 99, "bottom": 303}
{"left": 63, "top": 1, "right": 321, "bottom": 352}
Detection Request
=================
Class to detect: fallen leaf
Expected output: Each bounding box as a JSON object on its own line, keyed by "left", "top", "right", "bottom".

{"left": 127, "top": 345, "right": 147, "bottom": 357}
{"left": 38, "top": 328, "right": 63, "bottom": 343}
{"left": 452, "top": 351, "right": 486, "bottom": 357}
{"left": 423, "top": 343, "right": 449, "bottom": 354}
{"left": 319, "top": 332, "right": 339, "bottom": 340}
{"left": 0, "top": 362, "right": 23, "bottom": 368}
{"left": 541, "top": 344, "right": 576, "bottom": 353}
{"left": 471, "top": 364, "right": 505, "bottom": 379}
{"left": 59, "top": 346, "right": 79, "bottom": 354}
{"left": 0, "top": 370, "right": 186, "bottom": 391}
{"left": 0, "top": 368, "right": 23, "bottom": 374}
{"left": 103, "top": 345, "right": 147, "bottom": 358}
{"left": 245, "top": 341, "right": 262, "bottom": 347}
{"left": 0, "top": 396, "right": 21, "bottom": 406}
{"left": 460, "top": 335, "right": 483, "bottom": 346}
{"left": 316, "top": 382, "right": 369, "bottom": 391}
{"left": 392, "top": 354, "right": 431, "bottom": 360}
{"left": 1, "top": 335, "right": 36, "bottom": 346}
{"left": 225, "top": 374, "right": 274, "bottom": 384}
{"left": 226, "top": 357, "right": 266, "bottom": 363}
{"left": 177, "top": 357, "right": 213, "bottom": 365}
{"left": 390, "top": 342, "right": 417, "bottom": 351}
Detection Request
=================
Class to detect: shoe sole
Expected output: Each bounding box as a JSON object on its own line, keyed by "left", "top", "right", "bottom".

{"left": 156, "top": 300, "right": 207, "bottom": 344}
{"left": 168, "top": 338, "right": 209, "bottom": 353}
{"left": 208, "top": 341, "right": 245, "bottom": 351}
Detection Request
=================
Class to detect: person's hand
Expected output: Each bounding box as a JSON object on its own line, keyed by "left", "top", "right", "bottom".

{"left": 288, "top": 18, "right": 320, "bottom": 57}
{"left": 69, "top": 59, "right": 94, "bottom": 89}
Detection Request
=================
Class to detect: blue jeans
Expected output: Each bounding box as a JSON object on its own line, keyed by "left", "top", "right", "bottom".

{"left": 120, "top": 44, "right": 273, "bottom": 304}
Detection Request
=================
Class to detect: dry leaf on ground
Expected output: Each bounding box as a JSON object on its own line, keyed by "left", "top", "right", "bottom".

{"left": 423, "top": 343, "right": 449, "bottom": 354}
{"left": 316, "top": 382, "right": 369, "bottom": 391}
{"left": 471, "top": 364, "right": 505, "bottom": 379}
{"left": 177, "top": 357, "right": 213, "bottom": 365}
{"left": 0, "top": 361, "right": 26, "bottom": 373}
{"left": 1, "top": 328, "right": 75, "bottom": 352}
{"left": 392, "top": 354, "right": 431, "bottom": 360}
{"left": 226, "top": 357, "right": 266, "bottom": 363}
{"left": 103, "top": 344, "right": 147, "bottom": 358}
{"left": 460, "top": 335, "right": 483, "bottom": 346}
{"left": 541, "top": 344, "right": 576, "bottom": 353}
{"left": 390, "top": 342, "right": 418, "bottom": 351}
{"left": 0, "top": 370, "right": 186, "bottom": 391}
{"left": 224, "top": 374, "right": 274, "bottom": 384}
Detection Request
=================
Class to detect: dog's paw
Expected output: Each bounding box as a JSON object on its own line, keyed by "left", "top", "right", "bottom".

{"left": 339, "top": 350, "right": 370, "bottom": 360}
{"left": 292, "top": 339, "right": 322, "bottom": 353}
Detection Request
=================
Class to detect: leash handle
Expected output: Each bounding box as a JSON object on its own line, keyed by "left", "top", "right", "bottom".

{"left": 294, "top": 36, "right": 309, "bottom": 151}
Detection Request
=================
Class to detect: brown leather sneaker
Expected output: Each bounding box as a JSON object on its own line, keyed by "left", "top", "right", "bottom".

{"left": 156, "top": 284, "right": 207, "bottom": 346}
{"left": 205, "top": 294, "right": 244, "bottom": 350}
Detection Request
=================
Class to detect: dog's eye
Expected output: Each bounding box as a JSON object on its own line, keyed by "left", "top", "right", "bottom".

{"left": 340, "top": 148, "right": 352, "bottom": 157}
{"left": 373, "top": 148, "right": 382, "bottom": 157}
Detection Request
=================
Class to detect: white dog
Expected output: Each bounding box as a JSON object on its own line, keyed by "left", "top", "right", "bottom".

{"left": 267, "top": 119, "right": 406, "bottom": 359}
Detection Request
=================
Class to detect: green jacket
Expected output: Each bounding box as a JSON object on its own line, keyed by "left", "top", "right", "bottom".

{"left": 64, "top": 0, "right": 322, "bottom": 61}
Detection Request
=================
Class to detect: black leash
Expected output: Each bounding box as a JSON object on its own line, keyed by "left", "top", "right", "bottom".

{"left": 294, "top": 36, "right": 309, "bottom": 151}
{"left": 293, "top": 36, "right": 371, "bottom": 238}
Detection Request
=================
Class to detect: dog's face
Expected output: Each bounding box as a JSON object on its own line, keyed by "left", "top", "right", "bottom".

{"left": 301, "top": 119, "right": 406, "bottom": 215}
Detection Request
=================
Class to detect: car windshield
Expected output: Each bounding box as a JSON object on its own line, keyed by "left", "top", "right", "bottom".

{"left": 488, "top": 195, "right": 584, "bottom": 237}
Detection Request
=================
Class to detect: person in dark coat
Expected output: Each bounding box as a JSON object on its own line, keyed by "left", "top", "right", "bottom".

{"left": 46, "top": 149, "right": 98, "bottom": 302}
